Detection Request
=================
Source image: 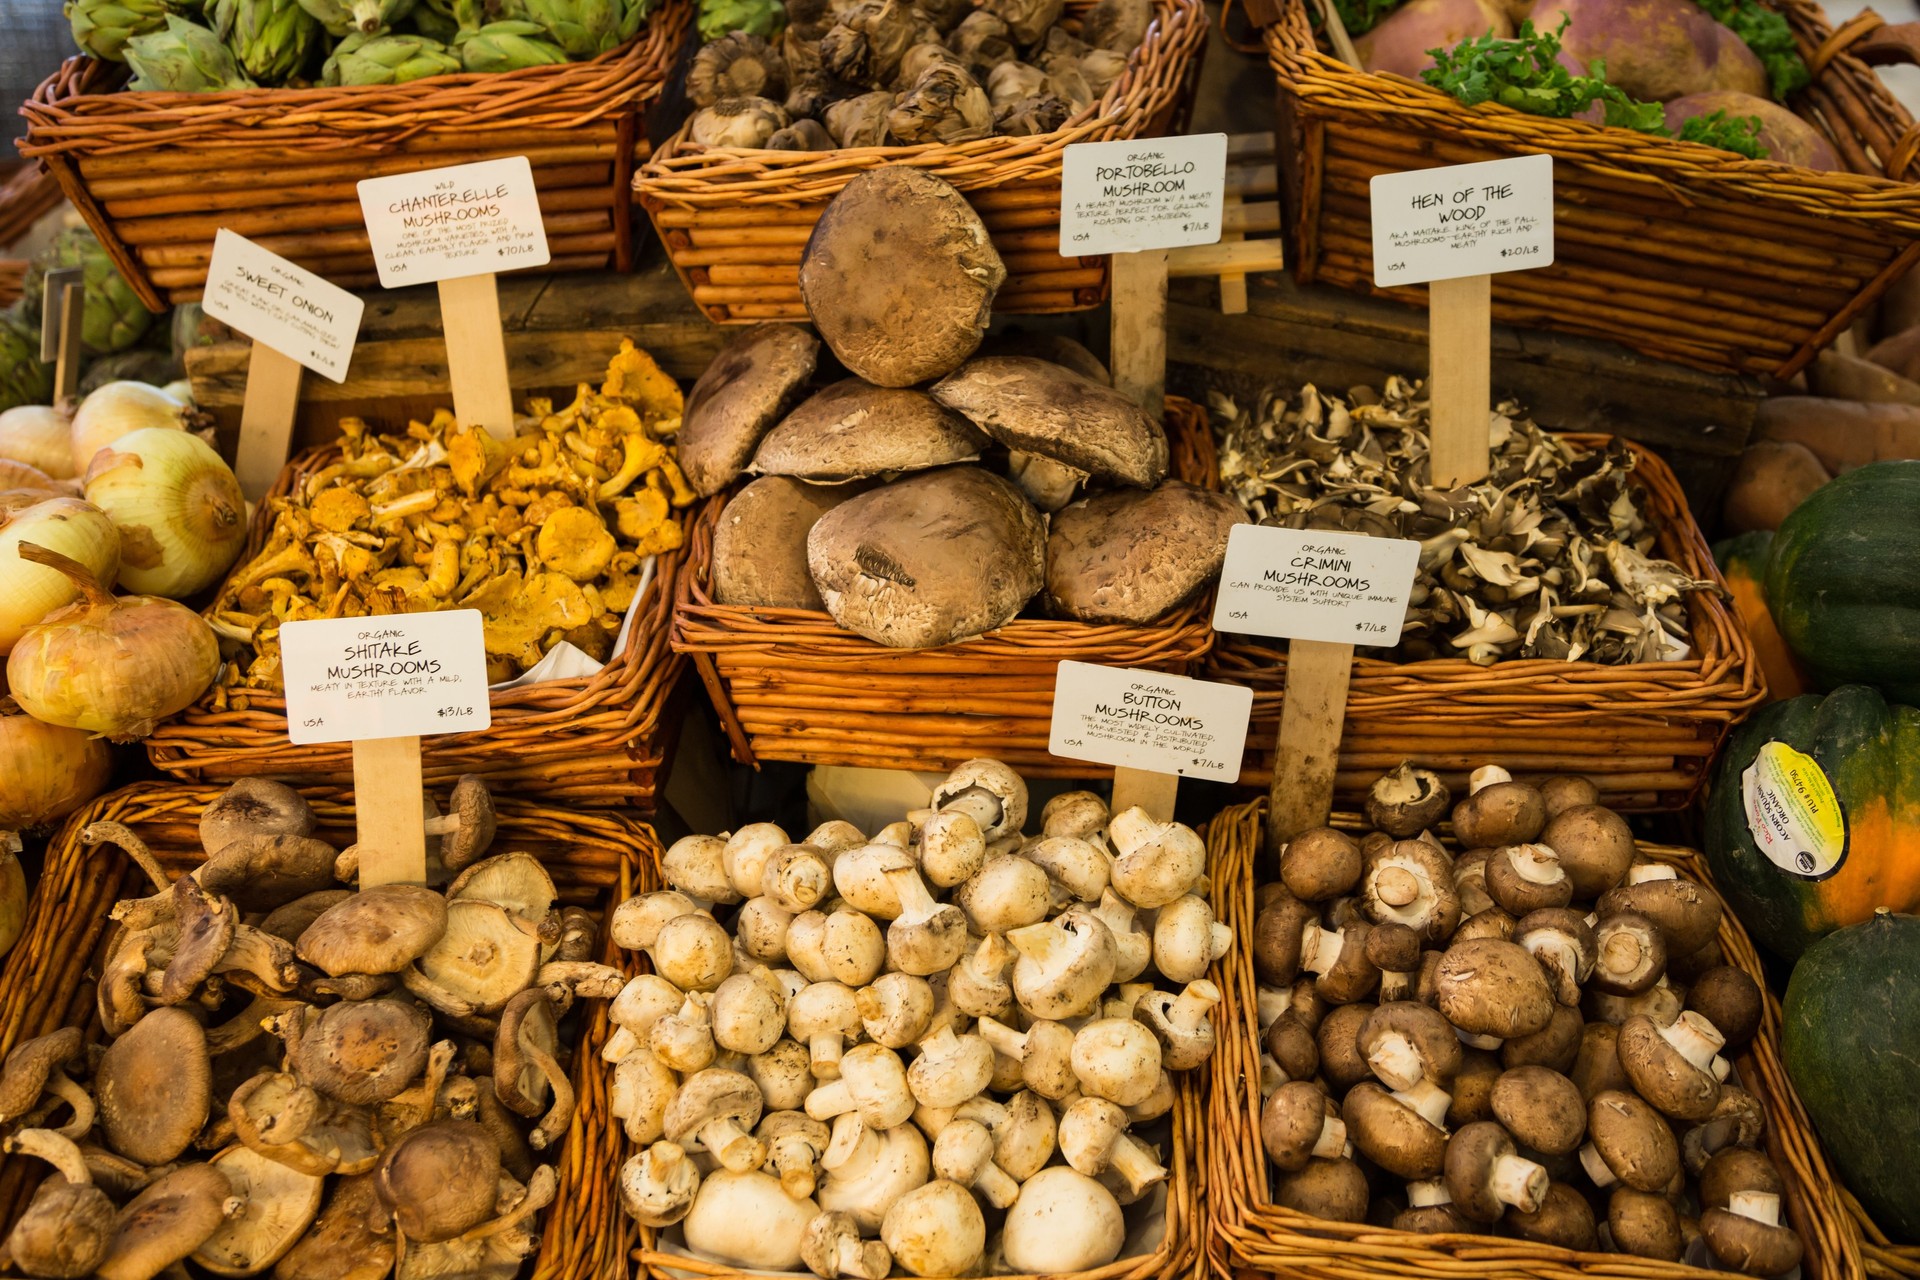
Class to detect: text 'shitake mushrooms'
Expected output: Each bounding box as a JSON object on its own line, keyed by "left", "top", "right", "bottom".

{"left": 806, "top": 466, "right": 1045, "bottom": 648}
{"left": 1044, "top": 482, "right": 1243, "bottom": 623}
{"left": 752, "top": 381, "right": 990, "bottom": 481}
{"left": 678, "top": 323, "right": 822, "bottom": 497}
{"left": 799, "top": 167, "right": 1005, "bottom": 388}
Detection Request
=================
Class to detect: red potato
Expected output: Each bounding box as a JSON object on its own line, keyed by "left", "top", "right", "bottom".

{"left": 1663, "top": 92, "right": 1841, "bottom": 169}
{"left": 1357, "top": 0, "right": 1511, "bottom": 80}
{"left": 1529, "top": 0, "right": 1767, "bottom": 101}
{"left": 1754, "top": 397, "right": 1920, "bottom": 473}
{"left": 1722, "top": 440, "right": 1831, "bottom": 534}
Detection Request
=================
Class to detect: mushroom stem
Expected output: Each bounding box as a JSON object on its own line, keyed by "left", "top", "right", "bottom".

{"left": 1509, "top": 846, "right": 1565, "bottom": 885}
{"left": 1165, "top": 980, "right": 1221, "bottom": 1032}
{"left": 1107, "top": 807, "right": 1157, "bottom": 854}
{"left": 462, "top": 1166, "right": 558, "bottom": 1243}
{"left": 1108, "top": 1132, "right": 1168, "bottom": 1197}
{"left": 4, "top": 1128, "right": 93, "bottom": 1185}
{"left": 527, "top": 1049, "right": 576, "bottom": 1152}
{"left": 1407, "top": 1179, "right": 1451, "bottom": 1208}
{"left": 807, "top": 1032, "right": 847, "bottom": 1080}
{"left": 1660, "top": 1012, "right": 1727, "bottom": 1072}
{"left": 83, "top": 822, "right": 173, "bottom": 893}
{"left": 1311, "top": 1114, "right": 1348, "bottom": 1160}
{"left": 769, "top": 1137, "right": 820, "bottom": 1199}
{"left": 42, "top": 1071, "right": 97, "bottom": 1142}
{"left": 1487, "top": 1151, "right": 1549, "bottom": 1212}
{"left": 1729, "top": 1191, "right": 1782, "bottom": 1226}
{"left": 1468, "top": 766, "right": 1512, "bottom": 794}
{"left": 1578, "top": 1142, "right": 1617, "bottom": 1188}
{"left": 1005, "top": 921, "right": 1064, "bottom": 964}
{"left": 805, "top": 1079, "right": 859, "bottom": 1124}
{"left": 938, "top": 787, "right": 1002, "bottom": 834}
{"left": 887, "top": 865, "right": 941, "bottom": 921}
{"left": 1367, "top": 1033, "right": 1425, "bottom": 1092}
{"left": 1375, "top": 867, "right": 1421, "bottom": 909}
{"left": 1628, "top": 864, "right": 1678, "bottom": 884}
{"left": 832, "top": 1233, "right": 890, "bottom": 1279}
{"left": 974, "top": 1160, "right": 1022, "bottom": 1208}
{"left": 1391, "top": 1079, "right": 1452, "bottom": 1129}
{"left": 1457, "top": 1028, "right": 1503, "bottom": 1051}
{"left": 697, "top": 1117, "right": 766, "bottom": 1172}
{"left": 1298, "top": 925, "right": 1344, "bottom": 979}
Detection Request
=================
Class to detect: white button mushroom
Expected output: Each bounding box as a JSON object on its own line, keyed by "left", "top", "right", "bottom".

{"left": 651, "top": 913, "right": 735, "bottom": 993}
{"left": 1152, "top": 895, "right": 1234, "bottom": 984}
{"left": 905, "top": 1027, "right": 995, "bottom": 1110}
{"left": 801, "top": 1210, "right": 892, "bottom": 1280}
{"left": 619, "top": 1142, "right": 701, "bottom": 1227}
{"left": 663, "top": 1068, "right": 767, "bottom": 1172}
{"left": 1106, "top": 809, "right": 1206, "bottom": 908}
{"left": 817, "top": 1113, "right": 930, "bottom": 1233}
{"left": 857, "top": 972, "right": 935, "bottom": 1049}
{"left": 650, "top": 992, "right": 717, "bottom": 1074}
{"left": 609, "top": 890, "right": 700, "bottom": 954}
{"left": 788, "top": 982, "right": 863, "bottom": 1080}
{"left": 917, "top": 811, "right": 986, "bottom": 889}
{"left": 929, "top": 759, "right": 1028, "bottom": 843}
{"left": 946, "top": 934, "right": 1015, "bottom": 1019}
{"left": 976, "top": 1015, "right": 1077, "bottom": 1100}
{"left": 1058, "top": 1096, "right": 1168, "bottom": 1199}
{"left": 662, "top": 835, "right": 740, "bottom": 906}
{"left": 931, "top": 1118, "right": 1021, "bottom": 1209}
{"left": 1020, "top": 835, "right": 1110, "bottom": 905}
{"left": 884, "top": 866, "right": 969, "bottom": 975}
{"left": 953, "top": 856, "right": 1052, "bottom": 935}
{"left": 710, "top": 970, "right": 789, "bottom": 1056}
{"left": 723, "top": 824, "right": 792, "bottom": 902}
{"left": 834, "top": 843, "right": 916, "bottom": 920}
{"left": 880, "top": 1179, "right": 985, "bottom": 1278}
{"left": 681, "top": 1169, "right": 818, "bottom": 1270}
{"left": 805, "top": 1044, "right": 915, "bottom": 1130}
{"left": 1007, "top": 906, "right": 1117, "bottom": 1020}
{"left": 609, "top": 1047, "right": 680, "bottom": 1144}
{"left": 1000, "top": 1166, "right": 1124, "bottom": 1273}
{"left": 1134, "top": 979, "right": 1222, "bottom": 1071}
{"left": 1069, "top": 1017, "right": 1163, "bottom": 1107}
{"left": 788, "top": 907, "right": 886, "bottom": 988}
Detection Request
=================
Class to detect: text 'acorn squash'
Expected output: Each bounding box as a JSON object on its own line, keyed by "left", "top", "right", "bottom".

{"left": 1704, "top": 685, "right": 1920, "bottom": 961}
{"left": 1713, "top": 531, "right": 1809, "bottom": 702}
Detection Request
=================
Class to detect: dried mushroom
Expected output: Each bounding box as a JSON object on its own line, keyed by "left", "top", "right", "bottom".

{"left": 887, "top": 63, "right": 994, "bottom": 143}
{"left": 1212, "top": 377, "right": 1717, "bottom": 666}
{"left": 823, "top": 91, "right": 897, "bottom": 146}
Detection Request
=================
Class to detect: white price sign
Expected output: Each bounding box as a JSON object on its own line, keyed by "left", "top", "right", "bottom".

{"left": 1049, "top": 662, "right": 1252, "bottom": 783}
{"left": 357, "top": 156, "right": 551, "bottom": 288}
{"left": 280, "top": 611, "right": 493, "bottom": 745}
{"left": 203, "top": 230, "right": 363, "bottom": 383}
{"left": 1371, "top": 153, "right": 1553, "bottom": 287}
{"left": 1059, "top": 133, "right": 1228, "bottom": 256}
{"left": 1212, "top": 526, "right": 1420, "bottom": 647}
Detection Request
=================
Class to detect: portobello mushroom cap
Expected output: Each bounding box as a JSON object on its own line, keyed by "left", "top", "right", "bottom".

{"left": 752, "top": 381, "right": 990, "bottom": 480}
{"left": 712, "top": 477, "right": 855, "bottom": 611}
{"left": 806, "top": 465, "right": 1045, "bottom": 647}
{"left": 1044, "top": 481, "right": 1244, "bottom": 624}
{"left": 932, "top": 356, "right": 1170, "bottom": 488}
{"left": 679, "top": 324, "right": 822, "bottom": 497}
{"left": 799, "top": 166, "right": 1006, "bottom": 387}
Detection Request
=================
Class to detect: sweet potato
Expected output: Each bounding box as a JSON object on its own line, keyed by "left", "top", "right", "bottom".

{"left": 1357, "top": 0, "right": 1510, "bottom": 80}
{"left": 1662, "top": 91, "right": 1840, "bottom": 169}
{"left": 1866, "top": 324, "right": 1920, "bottom": 383}
{"left": 1529, "top": 0, "right": 1767, "bottom": 101}
{"left": 1809, "top": 350, "right": 1920, "bottom": 406}
{"left": 1754, "top": 396, "right": 1920, "bottom": 473}
{"left": 1879, "top": 267, "right": 1920, "bottom": 339}
{"left": 1722, "top": 440, "right": 1830, "bottom": 533}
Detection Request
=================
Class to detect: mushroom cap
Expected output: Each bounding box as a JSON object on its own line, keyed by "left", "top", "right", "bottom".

{"left": 1342, "top": 1082, "right": 1446, "bottom": 1180}
{"left": 1504, "top": 1181, "right": 1597, "bottom": 1250}
{"left": 1609, "top": 1187, "right": 1684, "bottom": 1261}
{"left": 1000, "top": 1167, "right": 1125, "bottom": 1272}
{"left": 1365, "top": 922, "right": 1422, "bottom": 973}
{"left": 1686, "top": 965, "right": 1763, "bottom": 1052}
{"left": 1591, "top": 911, "right": 1667, "bottom": 996}
{"left": 1316, "top": 1003, "right": 1378, "bottom": 1095}
{"left": 932, "top": 356, "right": 1170, "bottom": 488}
{"left": 260, "top": 890, "right": 353, "bottom": 943}
{"left": 189, "top": 1144, "right": 324, "bottom": 1276}
{"left": 96, "top": 1006, "right": 210, "bottom": 1166}
{"left": 446, "top": 852, "right": 558, "bottom": 927}
{"left": 1252, "top": 893, "right": 1318, "bottom": 985}
{"left": 410, "top": 898, "right": 544, "bottom": 1013}
{"left": 665, "top": 1068, "right": 766, "bottom": 1147}
{"left": 1500, "top": 1002, "right": 1584, "bottom": 1073}
{"left": 1540, "top": 803, "right": 1636, "bottom": 898}
{"left": 295, "top": 884, "right": 448, "bottom": 977}
{"left": 799, "top": 167, "right": 1005, "bottom": 388}
{"left": 1539, "top": 774, "right": 1601, "bottom": 817}
{"left": 1260, "top": 1080, "right": 1340, "bottom": 1172}
{"left": 1443, "top": 1120, "right": 1542, "bottom": 1222}
{"left": 1699, "top": 1144, "right": 1785, "bottom": 1210}
{"left": 274, "top": 1174, "right": 394, "bottom": 1280}
{"left": 101, "top": 1162, "right": 242, "bottom": 1280}
{"left": 7, "top": 1174, "right": 115, "bottom": 1277}
{"left": 200, "top": 778, "right": 317, "bottom": 854}
{"left": 1588, "top": 1089, "right": 1681, "bottom": 1192}
{"left": 1359, "top": 1001, "right": 1461, "bottom": 1088}
{"left": 161, "top": 875, "right": 237, "bottom": 1005}
{"left": 1365, "top": 764, "right": 1452, "bottom": 839}
{"left": 684, "top": 1169, "right": 819, "bottom": 1270}
{"left": 980, "top": 332, "right": 1110, "bottom": 383}
{"left": 711, "top": 476, "right": 854, "bottom": 612}
{"left": 1491, "top": 1065, "right": 1586, "bottom": 1155}
{"left": 494, "top": 987, "right": 564, "bottom": 1115}
{"left": 1280, "top": 828, "right": 1364, "bottom": 903}
{"left": 679, "top": 323, "right": 822, "bottom": 496}
{"left": 0, "top": 1027, "right": 83, "bottom": 1122}
{"left": 1617, "top": 1013, "right": 1722, "bottom": 1122}
{"left": 1042, "top": 481, "right": 1242, "bottom": 624}
{"left": 881, "top": 1179, "right": 986, "bottom": 1276}
{"left": 806, "top": 466, "right": 1045, "bottom": 648}
{"left": 1570, "top": 1021, "right": 1631, "bottom": 1102}
{"left": 1596, "top": 878, "right": 1722, "bottom": 957}
{"left": 374, "top": 1120, "right": 502, "bottom": 1244}
{"left": 438, "top": 775, "right": 498, "bottom": 872}
{"left": 297, "top": 999, "right": 432, "bottom": 1105}
{"left": 1701, "top": 1205, "right": 1804, "bottom": 1276}
{"left": 1068, "top": 1016, "right": 1160, "bottom": 1106}
{"left": 1452, "top": 781, "right": 1548, "bottom": 849}
{"left": 1272, "top": 1157, "right": 1369, "bottom": 1222}
{"left": 753, "top": 381, "right": 990, "bottom": 480}
{"left": 1485, "top": 843, "right": 1574, "bottom": 916}
{"left": 1434, "top": 939, "right": 1556, "bottom": 1039}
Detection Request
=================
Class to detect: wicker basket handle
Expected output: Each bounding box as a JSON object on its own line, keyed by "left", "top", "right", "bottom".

{"left": 1812, "top": 9, "right": 1920, "bottom": 75}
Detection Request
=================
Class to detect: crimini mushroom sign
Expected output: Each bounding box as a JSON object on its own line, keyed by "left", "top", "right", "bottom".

{"left": 611, "top": 757, "right": 1228, "bottom": 1276}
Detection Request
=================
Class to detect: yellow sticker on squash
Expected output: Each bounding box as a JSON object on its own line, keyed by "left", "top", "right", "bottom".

{"left": 1741, "top": 741, "right": 1847, "bottom": 881}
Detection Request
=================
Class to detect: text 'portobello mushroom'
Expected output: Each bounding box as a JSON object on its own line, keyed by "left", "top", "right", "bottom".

{"left": 751, "top": 380, "right": 990, "bottom": 481}
{"left": 799, "top": 167, "right": 1006, "bottom": 388}
{"left": 678, "top": 324, "right": 822, "bottom": 497}
{"left": 932, "top": 356, "right": 1169, "bottom": 488}
{"left": 806, "top": 465, "right": 1045, "bottom": 648}
{"left": 712, "top": 476, "right": 861, "bottom": 611}
{"left": 1046, "top": 481, "right": 1244, "bottom": 624}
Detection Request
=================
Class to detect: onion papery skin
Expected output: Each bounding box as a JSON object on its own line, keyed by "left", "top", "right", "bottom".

{"left": 0, "top": 498, "right": 122, "bottom": 654}
{"left": 69, "top": 381, "right": 193, "bottom": 477}
{"left": 84, "top": 428, "right": 247, "bottom": 598}
{"left": 0, "top": 459, "right": 77, "bottom": 498}
{"left": 0, "top": 405, "right": 78, "bottom": 480}
{"left": 0, "top": 710, "right": 113, "bottom": 829}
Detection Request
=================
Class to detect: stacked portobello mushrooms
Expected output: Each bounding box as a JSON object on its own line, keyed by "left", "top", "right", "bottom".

{"left": 610, "top": 757, "right": 1225, "bottom": 1276}
{"left": 0, "top": 777, "right": 623, "bottom": 1279}
{"left": 1254, "top": 763, "right": 1798, "bottom": 1272}
{"left": 688, "top": 167, "right": 1241, "bottom": 647}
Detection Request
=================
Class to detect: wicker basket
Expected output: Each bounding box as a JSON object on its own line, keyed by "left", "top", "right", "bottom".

{"left": 1200, "top": 797, "right": 1863, "bottom": 1280}
{"left": 0, "top": 780, "right": 657, "bottom": 1280}
{"left": 0, "top": 162, "right": 64, "bottom": 252}
{"left": 1846, "top": 1186, "right": 1920, "bottom": 1280}
{"left": 1206, "top": 433, "right": 1763, "bottom": 811}
{"left": 1256, "top": 0, "right": 1920, "bottom": 379}
{"left": 143, "top": 441, "right": 688, "bottom": 808}
{"left": 673, "top": 397, "right": 1221, "bottom": 775}
{"left": 636, "top": 0, "right": 1208, "bottom": 324}
{"left": 15, "top": 0, "right": 691, "bottom": 312}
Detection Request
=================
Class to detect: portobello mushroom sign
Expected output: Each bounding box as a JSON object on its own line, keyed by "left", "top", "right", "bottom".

{"left": 280, "top": 610, "right": 492, "bottom": 745}
{"left": 1058, "top": 133, "right": 1228, "bottom": 255}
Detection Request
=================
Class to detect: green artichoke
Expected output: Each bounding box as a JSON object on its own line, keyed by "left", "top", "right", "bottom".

{"left": 407, "top": 0, "right": 459, "bottom": 41}
{"left": 324, "top": 30, "right": 461, "bottom": 82}
{"left": 0, "top": 308, "right": 54, "bottom": 415}
{"left": 124, "top": 15, "right": 257, "bottom": 89}
{"left": 27, "top": 228, "right": 157, "bottom": 356}
{"left": 295, "top": 0, "right": 415, "bottom": 35}
{"left": 212, "top": 0, "right": 322, "bottom": 82}
{"left": 613, "top": 0, "right": 651, "bottom": 42}
{"left": 455, "top": 19, "right": 568, "bottom": 70}
{"left": 499, "top": 0, "right": 618, "bottom": 56}
{"left": 697, "top": 0, "right": 781, "bottom": 42}
{"left": 66, "top": 0, "right": 170, "bottom": 62}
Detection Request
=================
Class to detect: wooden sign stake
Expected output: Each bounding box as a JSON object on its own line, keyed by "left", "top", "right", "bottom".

{"left": 1110, "top": 249, "right": 1171, "bottom": 412}
{"left": 438, "top": 274, "right": 515, "bottom": 440}
{"left": 50, "top": 280, "right": 85, "bottom": 411}
{"left": 233, "top": 343, "right": 305, "bottom": 502}
{"left": 1265, "top": 640, "right": 1355, "bottom": 853}
{"left": 1111, "top": 767, "right": 1179, "bottom": 823}
{"left": 352, "top": 736, "right": 427, "bottom": 887}
{"left": 1427, "top": 273, "right": 1493, "bottom": 488}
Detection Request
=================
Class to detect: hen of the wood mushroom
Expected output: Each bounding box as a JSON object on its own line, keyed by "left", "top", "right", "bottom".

{"left": 679, "top": 324, "right": 821, "bottom": 497}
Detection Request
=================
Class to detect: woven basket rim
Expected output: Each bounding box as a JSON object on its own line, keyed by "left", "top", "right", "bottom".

{"left": 635, "top": 0, "right": 1207, "bottom": 207}
{"left": 1263, "top": 0, "right": 1920, "bottom": 224}
{"left": 17, "top": 0, "right": 690, "bottom": 158}
{"left": 1201, "top": 796, "right": 1865, "bottom": 1280}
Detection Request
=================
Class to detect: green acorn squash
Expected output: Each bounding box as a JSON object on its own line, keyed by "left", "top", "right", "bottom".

{"left": 1764, "top": 460, "right": 1920, "bottom": 703}
{"left": 1713, "top": 531, "right": 1808, "bottom": 702}
{"left": 1782, "top": 910, "right": 1920, "bottom": 1244}
{"left": 1704, "top": 685, "right": 1920, "bottom": 961}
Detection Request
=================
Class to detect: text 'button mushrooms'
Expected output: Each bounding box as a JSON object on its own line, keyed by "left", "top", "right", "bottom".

{"left": 678, "top": 323, "right": 822, "bottom": 497}
{"left": 751, "top": 381, "right": 990, "bottom": 482}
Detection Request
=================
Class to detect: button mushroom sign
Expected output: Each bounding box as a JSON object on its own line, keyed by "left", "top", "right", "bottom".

{"left": 1048, "top": 661, "right": 1253, "bottom": 819}
{"left": 278, "top": 610, "right": 492, "bottom": 888}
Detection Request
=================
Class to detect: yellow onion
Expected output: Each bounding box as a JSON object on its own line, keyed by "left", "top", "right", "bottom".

{"left": 6, "top": 541, "right": 220, "bottom": 742}
{"left": 0, "top": 459, "right": 76, "bottom": 498}
{"left": 84, "top": 427, "right": 246, "bottom": 598}
{"left": 69, "top": 380, "right": 203, "bottom": 477}
{"left": 0, "top": 497, "right": 121, "bottom": 654}
{"left": 0, "top": 703, "right": 113, "bottom": 831}
{"left": 0, "top": 405, "right": 78, "bottom": 480}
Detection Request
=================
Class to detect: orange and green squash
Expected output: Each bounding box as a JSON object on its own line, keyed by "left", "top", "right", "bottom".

{"left": 1705, "top": 684, "right": 1920, "bottom": 961}
{"left": 1713, "top": 531, "right": 1809, "bottom": 702}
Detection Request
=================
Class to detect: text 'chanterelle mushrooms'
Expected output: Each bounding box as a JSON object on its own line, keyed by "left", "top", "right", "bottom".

{"left": 3, "top": 775, "right": 626, "bottom": 1280}
{"left": 611, "top": 758, "right": 1224, "bottom": 1276}
{"left": 1250, "top": 761, "right": 1801, "bottom": 1274}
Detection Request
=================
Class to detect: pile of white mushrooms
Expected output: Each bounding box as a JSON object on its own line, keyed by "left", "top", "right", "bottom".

{"left": 1255, "top": 763, "right": 1798, "bottom": 1273}
{"left": 610, "top": 758, "right": 1225, "bottom": 1276}
{"left": 0, "top": 777, "right": 624, "bottom": 1279}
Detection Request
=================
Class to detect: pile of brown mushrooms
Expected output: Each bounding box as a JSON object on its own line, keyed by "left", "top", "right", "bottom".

{"left": 0, "top": 777, "right": 623, "bottom": 1279}
{"left": 610, "top": 757, "right": 1225, "bottom": 1276}
{"left": 1254, "top": 762, "right": 1798, "bottom": 1273}
{"left": 687, "top": 167, "right": 1242, "bottom": 648}
{"left": 1211, "top": 378, "right": 1717, "bottom": 665}
{"left": 684, "top": 0, "right": 1151, "bottom": 149}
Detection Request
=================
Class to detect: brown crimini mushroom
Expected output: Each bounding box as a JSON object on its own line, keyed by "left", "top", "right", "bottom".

{"left": 1500, "top": 1003, "right": 1583, "bottom": 1073}
{"left": 295, "top": 884, "right": 448, "bottom": 977}
{"left": 1317, "top": 1003, "right": 1377, "bottom": 1094}
{"left": 1265, "top": 1012, "right": 1320, "bottom": 1084}
{"left": 1504, "top": 1181, "right": 1597, "bottom": 1250}
{"left": 1686, "top": 966, "right": 1763, "bottom": 1053}
{"left": 1367, "top": 922, "right": 1424, "bottom": 1001}
{"left": 96, "top": 1006, "right": 210, "bottom": 1166}
{"left": 1682, "top": 1087, "right": 1767, "bottom": 1176}
{"left": 1590, "top": 911, "right": 1667, "bottom": 996}
{"left": 1273, "top": 1157, "right": 1369, "bottom": 1221}
{"left": 712, "top": 477, "right": 853, "bottom": 612}
{"left": 679, "top": 323, "right": 822, "bottom": 496}
{"left": 1343, "top": 1082, "right": 1447, "bottom": 1179}
{"left": 1394, "top": 1179, "right": 1475, "bottom": 1234}
{"left": 1485, "top": 845, "right": 1574, "bottom": 916}
{"left": 1043, "top": 482, "right": 1243, "bottom": 624}
{"left": 1609, "top": 1187, "right": 1684, "bottom": 1261}
{"left": 1433, "top": 939, "right": 1555, "bottom": 1048}
{"left": 1443, "top": 1121, "right": 1548, "bottom": 1222}
{"left": 1513, "top": 907, "right": 1597, "bottom": 1006}
{"left": 375, "top": 1120, "right": 502, "bottom": 1244}
{"left": 1539, "top": 803, "right": 1636, "bottom": 898}
{"left": 806, "top": 466, "right": 1045, "bottom": 649}
{"left": 1360, "top": 840, "right": 1460, "bottom": 943}
{"left": 932, "top": 356, "right": 1170, "bottom": 491}
{"left": 1596, "top": 868, "right": 1722, "bottom": 956}
{"left": 1701, "top": 1192, "right": 1803, "bottom": 1277}
{"left": 1453, "top": 907, "right": 1516, "bottom": 945}
{"left": 1490, "top": 1066, "right": 1586, "bottom": 1155}
{"left": 1538, "top": 774, "right": 1601, "bottom": 818}
{"left": 1252, "top": 893, "right": 1320, "bottom": 986}
{"left": 1281, "top": 829, "right": 1363, "bottom": 903}
{"left": 1358, "top": 1002, "right": 1460, "bottom": 1117}
{"left": 753, "top": 381, "right": 989, "bottom": 481}
{"left": 1581, "top": 1090, "right": 1680, "bottom": 1192}
{"left": 1699, "top": 1146, "right": 1785, "bottom": 1211}
{"left": 1617, "top": 1011, "right": 1725, "bottom": 1122}
{"left": 1365, "top": 764, "right": 1451, "bottom": 838}
{"left": 1450, "top": 769, "right": 1547, "bottom": 849}
{"left": 1261, "top": 1081, "right": 1348, "bottom": 1172}
{"left": 800, "top": 167, "right": 1004, "bottom": 388}
{"left": 1446, "top": 1050, "right": 1503, "bottom": 1128}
